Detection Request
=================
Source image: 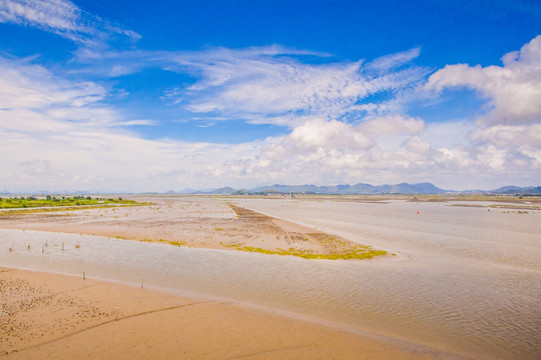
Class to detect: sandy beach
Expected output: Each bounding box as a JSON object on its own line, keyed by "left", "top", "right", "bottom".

{"left": 0, "top": 266, "right": 440, "bottom": 359}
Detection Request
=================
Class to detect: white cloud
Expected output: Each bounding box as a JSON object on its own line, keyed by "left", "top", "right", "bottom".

{"left": 173, "top": 47, "right": 428, "bottom": 127}
{"left": 2, "top": 18, "right": 541, "bottom": 191}
{"left": 424, "top": 34, "right": 541, "bottom": 183}
{"left": 365, "top": 47, "right": 421, "bottom": 71}
{"left": 0, "top": 0, "right": 140, "bottom": 45}
{"left": 287, "top": 118, "right": 371, "bottom": 150}
{"left": 220, "top": 116, "right": 433, "bottom": 185}
{"left": 426, "top": 35, "right": 541, "bottom": 124}
{"left": 358, "top": 115, "right": 425, "bottom": 136}
{"left": 477, "top": 145, "right": 507, "bottom": 170}
{"left": 71, "top": 46, "right": 428, "bottom": 127}
{"left": 0, "top": 0, "right": 78, "bottom": 31}
{"left": 0, "top": 54, "right": 265, "bottom": 192}
{"left": 469, "top": 124, "right": 541, "bottom": 147}
{"left": 113, "top": 119, "right": 159, "bottom": 126}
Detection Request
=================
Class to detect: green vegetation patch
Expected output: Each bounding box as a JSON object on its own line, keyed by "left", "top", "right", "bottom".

{"left": 0, "top": 196, "right": 139, "bottom": 209}
{"left": 221, "top": 242, "right": 387, "bottom": 260}
{"left": 167, "top": 240, "right": 186, "bottom": 247}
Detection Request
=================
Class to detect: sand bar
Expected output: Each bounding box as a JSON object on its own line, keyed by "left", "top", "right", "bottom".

{"left": 0, "top": 197, "right": 387, "bottom": 259}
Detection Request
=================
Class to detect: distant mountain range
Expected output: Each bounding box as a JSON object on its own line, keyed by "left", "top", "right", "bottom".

{"left": 489, "top": 186, "right": 541, "bottom": 195}
{"left": 246, "top": 182, "right": 447, "bottom": 195}
{"left": 169, "top": 183, "right": 541, "bottom": 196}
{"left": 2, "top": 184, "right": 539, "bottom": 196}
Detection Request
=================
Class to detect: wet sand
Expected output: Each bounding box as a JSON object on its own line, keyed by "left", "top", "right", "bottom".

{"left": 0, "top": 266, "right": 439, "bottom": 359}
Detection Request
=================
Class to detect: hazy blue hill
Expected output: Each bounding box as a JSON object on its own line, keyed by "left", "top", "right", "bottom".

{"left": 195, "top": 187, "right": 237, "bottom": 195}
{"left": 376, "top": 182, "right": 447, "bottom": 194}
{"left": 188, "top": 183, "right": 540, "bottom": 196}
{"left": 251, "top": 184, "right": 322, "bottom": 193}
{"left": 490, "top": 186, "right": 541, "bottom": 195}
{"left": 233, "top": 182, "right": 448, "bottom": 195}
{"left": 492, "top": 186, "right": 524, "bottom": 193}
{"left": 177, "top": 188, "right": 196, "bottom": 194}
{"left": 347, "top": 183, "right": 377, "bottom": 194}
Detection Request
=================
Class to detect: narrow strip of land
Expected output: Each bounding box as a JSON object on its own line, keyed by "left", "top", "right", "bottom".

{"left": 0, "top": 197, "right": 387, "bottom": 260}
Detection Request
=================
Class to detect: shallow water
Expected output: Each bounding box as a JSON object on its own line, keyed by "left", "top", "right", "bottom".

{"left": 1, "top": 198, "right": 540, "bottom": 360}
{"left": 232, "top": 198, "right": 541, "bottom": 360}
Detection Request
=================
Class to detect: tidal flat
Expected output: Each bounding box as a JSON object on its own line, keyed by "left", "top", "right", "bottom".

{"left": 1, "top": 195, "right": 540, "bottom": 359}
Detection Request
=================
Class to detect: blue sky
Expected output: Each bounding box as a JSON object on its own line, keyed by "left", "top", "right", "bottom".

{"left": 1, "top": 0, "right": 540, "bottom": 192}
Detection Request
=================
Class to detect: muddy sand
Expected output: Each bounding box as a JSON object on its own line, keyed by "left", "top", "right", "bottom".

{"left": 0, "top": 197, "right": 384, "bottom": 258}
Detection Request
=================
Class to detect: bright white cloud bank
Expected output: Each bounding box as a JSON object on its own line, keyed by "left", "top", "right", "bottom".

{"left": 0, "top": 56, "right": 261, "bottom": 192}
{"left": 0, "top": 0, "right": 540, "bottom": 192}
{"left": 425, "top": 35, "right": 541, "bottom": 185}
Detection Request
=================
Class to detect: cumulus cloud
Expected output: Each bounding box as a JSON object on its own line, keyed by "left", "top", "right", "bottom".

{"left": 0, "top": 0, "right": 140, "bottom": 45}
{"left": 287, "top": 119, "right": 371, "bottom": 150}
{"left": 469, "top": 124, "right": 541, "bottom": 147}
{"left": 425, "top": 34, "right": 541, "bottom": 182}
{"left": 427, "top": 35, "right": 541, "bottom": 124}
{"left": 219, "top": 116, "right": 434, "bottom": 185}
{"left": 357, "top": 115, "right": 425, "bottom": 136}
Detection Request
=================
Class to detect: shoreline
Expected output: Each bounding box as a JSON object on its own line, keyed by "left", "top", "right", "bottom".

{"left": 0, "top": 266, "right": 448, "bottom": 359}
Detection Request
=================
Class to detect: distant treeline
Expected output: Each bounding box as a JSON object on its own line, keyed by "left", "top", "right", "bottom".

{"left": 0, "top": 196, "right": 135, "bottom": 209}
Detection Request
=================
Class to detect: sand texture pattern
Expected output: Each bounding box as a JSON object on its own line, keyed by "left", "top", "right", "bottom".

{"left": 0, "top": 267, "right": 441, "bottom": 359}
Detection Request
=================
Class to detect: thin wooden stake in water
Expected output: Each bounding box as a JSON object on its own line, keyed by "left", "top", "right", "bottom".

{"left": 62, "top": 242, "right": 64, "bottom": 251}
{"left": 141, "top": 281, "right": 144, "bottom": 289}
{"left": 83, "top": 272, "right": 85, "bottom": 280}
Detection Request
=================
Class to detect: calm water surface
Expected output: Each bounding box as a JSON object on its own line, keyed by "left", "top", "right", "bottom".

{"left": 1, "top": 198, "right": 540, "bottom": 360}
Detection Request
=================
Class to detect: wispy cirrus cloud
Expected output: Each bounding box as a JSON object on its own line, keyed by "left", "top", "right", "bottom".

{"left": 70, "top": 45, "right": 428, "bottom": 127}
{"left": 160, "top": 46, "right": 429, "bottom": 127}
{"left": 365, "top": 47, "right": 421, "bottom": 71}
{"left": 0, "top": 0, "right": 140, "bottom": 46}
